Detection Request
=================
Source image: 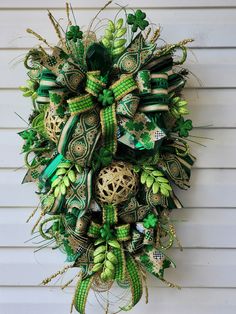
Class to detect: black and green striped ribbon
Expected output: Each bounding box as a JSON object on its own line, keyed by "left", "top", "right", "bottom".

{"left": 36, "top": 69, "right": 57, "bottom": 104}
{"left": 74, "top": 276, "right": 93, "bottom": 314}
{"left": 100, "top": 103, "right": 117, "bottom": 154}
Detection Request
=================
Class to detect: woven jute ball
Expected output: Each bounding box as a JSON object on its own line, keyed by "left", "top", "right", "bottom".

{"left": 44, "top": 106, "right": 66, "bottom": 143}
{"left": 95, "top": 161, "right": 138, "bottom": 205}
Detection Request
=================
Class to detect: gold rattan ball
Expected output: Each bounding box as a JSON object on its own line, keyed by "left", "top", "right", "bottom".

{"left": 95, "top": 161, "right": 138, "bottom": 205}
{"left": 44, "top": 106, "right": 66, "bottom": 143}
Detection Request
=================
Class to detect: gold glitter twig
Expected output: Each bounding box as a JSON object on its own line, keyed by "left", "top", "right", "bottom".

{"left": 48, "top": 10, "right": 64, "bottom": 43}
{"left": 66, "top": 2, "right": 73, "bottom": 26}
{"left": 150, "top": 26, "right": 161, "bottom": 43}
{"left": 144, "top": 27, "right": 152, "bottom": 41}
{"left": 160, "top": 277, "right": 181, "bottom": 289}
{"left": 40, "top": 264, "right": 72, "bottom": 286}
{"left": 26, "top": 28, "right": 53, "bottom": 49}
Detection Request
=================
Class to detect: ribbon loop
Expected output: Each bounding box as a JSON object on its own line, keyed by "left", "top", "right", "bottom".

{"left": 67, "top": 94, "right": 94, "bottom": 115}
{"left": 85, "top": 71, "right": 106, "bottom": 97}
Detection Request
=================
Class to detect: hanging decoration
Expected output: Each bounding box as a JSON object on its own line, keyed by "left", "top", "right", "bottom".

{"left": 19, "top": 2, "right": 197, "bottom": 313}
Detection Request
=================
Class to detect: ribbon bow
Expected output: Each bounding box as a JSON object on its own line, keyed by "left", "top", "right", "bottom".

{"left": 67, "top": 70, "right": 166, "bottom": 154}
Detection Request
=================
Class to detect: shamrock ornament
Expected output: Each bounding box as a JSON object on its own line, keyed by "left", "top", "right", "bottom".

{"left": 174, "top": 117, "right": 193, "bottom": 137}
{"left": 127, "top": 9, "right": 149, "bottom": 32}
{"left": 100, "top": 223, "right": 114, "bottom": 240}
{"left": 19, "top": 129, "right": 38, "bottom": 152}
{"left": 50, "top": 93, "right": 62, "bottom": 105}
{"left": 98, "top": 89, "right": 114, "bottom": 106}
{"left": 66, "top": 25, "right": 83, "bottom": 42}
{"left": 92, "top": 147, "right": 113, "bottom": 171}
{"left": 143, "top": 213, "right": 158, "bottom": 228}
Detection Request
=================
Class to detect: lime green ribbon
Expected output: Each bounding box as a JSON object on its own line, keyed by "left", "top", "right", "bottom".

{"left": 87, "top": 204, "right": 131, "bottom": 241}
{"left": 121, "top": 253, "right": 143, "bottom": 311}
{"left": 74, "top": 276, "right": 94, "bottom": 314}
{"left": 67, "top": 71, "right": 138, "bottom": 154}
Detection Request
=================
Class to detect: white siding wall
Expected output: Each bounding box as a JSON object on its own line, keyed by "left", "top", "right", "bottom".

{"left": 0, "top": 1, "right": 236, "bottom": 313}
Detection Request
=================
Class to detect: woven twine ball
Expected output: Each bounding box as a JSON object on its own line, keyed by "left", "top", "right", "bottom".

{"left": 44, "top": 106, "right": 65, "bottom": 143}
{"left": 95, "top": 161, "right": 138, "bottom": 205}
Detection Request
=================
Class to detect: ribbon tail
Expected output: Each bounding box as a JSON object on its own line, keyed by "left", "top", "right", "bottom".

{"left": 74, "top": 276, "right": 94, "bottom": 314}
{"left": 121, "top": 253, "right": 143, "bottom": 311}
{"left": 113, "top": 244, "right": 126, "bottom": 281}
{"left": 100, "top": 103, "right": 117, "bottom": 154}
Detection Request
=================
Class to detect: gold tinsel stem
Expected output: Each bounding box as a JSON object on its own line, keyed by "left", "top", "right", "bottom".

{"left": 169, "top": 224, "right": 183, "bottom": 251}
{"left": 48, "top": 10, "right": 64, "bottom": 43}
{"left": 66, "top": 2, "right": 72, "bottom": 26}
{"left": 26, "top": 28, "right": 52, "bottom": 48}
{"left": 31, "top": 210, "right": 45, "bottom": 234}
{"left": 160, "top": 277, "right": 181, "bottom": 289}
{"left": 87, "top": 1, "right": 112, "bottom": 34}
{"left": 41, "top": 264, "right": 72, "bottom": 286}
{"left": 144, "top": 27, "right": 152, "bottom": 41}
{"left": 150, "top": 26, "right": 161, "bottom": 43}
{"left": 61, "top": 272, "right": 82, "bottom": 290}
{"left": 155, "top": 38, "right": 194, "bottom": 57}
{"left": 26, "top": 205, "right": 39, "bottom": 223}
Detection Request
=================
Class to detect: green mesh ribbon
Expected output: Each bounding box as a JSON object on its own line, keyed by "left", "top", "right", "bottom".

{"left": 74, "top": 276, "right": 93, "bottom": 314}
{"left": 100, "top": 103, "right": 117, "bottom": 154}
{"left": 67, "top": 94, "right": 94, "bottom": 115}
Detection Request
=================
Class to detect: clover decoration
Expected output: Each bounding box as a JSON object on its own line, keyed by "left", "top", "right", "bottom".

{"left": 98, "top": 89, "right": 115, "bottom": 107}
{"left": 50, "top": 93, "right": 62, "bottom": 104}
{"left": 174, "top": 117, "right": 193, "bottom": 137}
{"left": 127, "top": 9, "right": 149, "bottom": 32}
{"left": 19, "top": 129, "right": 38, "bottom": 152}
{"left": 100, "top": 223, "right": 114, "bottom": 240}
{"left": 66, "top": 25, "right": 83, "bottom": 42}
{"left": 143, "top": 213, "right": 158, "bottom": 229}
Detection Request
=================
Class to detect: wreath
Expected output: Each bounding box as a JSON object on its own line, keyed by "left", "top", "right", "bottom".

{"left": 19, "top": 2, "right": 196, "bottom": 313}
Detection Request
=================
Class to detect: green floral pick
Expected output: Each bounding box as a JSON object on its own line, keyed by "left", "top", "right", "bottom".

{"left": 66, "top": 25, "right": 83, "bottom": 42}
{"left": 100, "top": 223, "right": 114, "bottom": 241}
{"left": 92, "top": 147, "right": 113, "bottom": 171}
{"left": 143, "top": 213, "right": 158, "bottom": 229}
{"left": 98, "top": 89, "right": 114, "bottom": 107}
{"left": 127, "top": 10, "right": 149, "bottom": 32}
{"left": 50, "top": 93, "right": 62, "bottom": 105}
{"left": 174, "top": 117, "right": 193, "bottom": 137}
{"left": 19, "top": 129, "right": 38, "bottom": 152}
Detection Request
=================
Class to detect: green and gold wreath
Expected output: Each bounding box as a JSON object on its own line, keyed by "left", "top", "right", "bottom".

{"left": 19, "top": 2, "right": 196, "bottom": 313}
